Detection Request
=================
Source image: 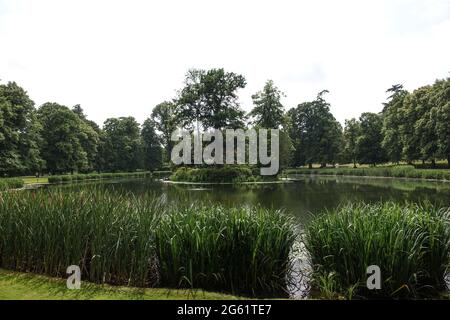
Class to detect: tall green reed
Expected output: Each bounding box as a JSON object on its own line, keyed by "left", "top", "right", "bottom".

{"left": 305, "top": 202, "right": 450, "bottom": 298}
{"left": 0, "top": 188, "right": 296, "bottom": 297}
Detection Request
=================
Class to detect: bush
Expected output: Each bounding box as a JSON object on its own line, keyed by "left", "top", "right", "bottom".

{"left": 305, "top": 202, "right": 450, "bottom": 298}
{"left": 60, "top": 176, "right": 72, "bottom": 182}
{"left": 0, "top": 178, "right": 24, "bottom": 191}
{"left": 171, "top": 166, "right": 258, "bottom": 183}
{"left": 48, "top": 176, "right": 62, "bottom": 183}
{"left": 48, "top": 172, "right": 151, "bottom": 184}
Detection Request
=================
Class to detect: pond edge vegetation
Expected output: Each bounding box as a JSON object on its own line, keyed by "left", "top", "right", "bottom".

{"left": 285, "top": 165, "right": 450, "bottom": 182}
{"left": 0, "top": 187, "right": 449, "bottom": 299}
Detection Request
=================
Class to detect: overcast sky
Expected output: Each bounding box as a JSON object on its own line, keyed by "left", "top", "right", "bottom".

{"left": 1, "top": 0, "right": 449, "bottom": 126}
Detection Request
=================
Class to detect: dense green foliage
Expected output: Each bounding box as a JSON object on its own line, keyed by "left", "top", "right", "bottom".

{"left": 305, "top": 202, "right": 450, "bottom": 298}
{"left": 288, "top": 91, "right": 343, "bottom": 168}
{"left": 0, "top": 82, "right": 43, "bottom": 175}
{"left": 285, "top": 165, "right": 450, "bottom": 180}
{"left": 170, "top": 166, "right": 262, "bottom": 183}
{"left": 1, "top": 73, "right": 449, "bottom": 178}
{"left": 155, "top": 205, "right": 296, "bottom": 296}
{"left": 176, "top": 68, "right": 247, "bottom": 131}
{"left": 249, "top": 80, "right": 285, "bottom": 129}
{"left": 0, "top": 178, "right": 24, "bottom": 191}
{"left": 47, "top": 172, "right": 152, "bottom": 183}
{"left": 0, "top": 188, "right": 295, "bottom": 297}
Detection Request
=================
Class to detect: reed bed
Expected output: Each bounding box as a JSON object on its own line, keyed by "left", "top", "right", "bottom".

{"left": 0, "top": 188, "right": 296, "bottom": 297}
{"left": 305, "top": 202, "right": 450, "bottom": 298}
{"left": 155, "top": 205, "right": 296, "bottom": 296}
{"left": 0, "top": 189, "right": 161, "bottom": 286}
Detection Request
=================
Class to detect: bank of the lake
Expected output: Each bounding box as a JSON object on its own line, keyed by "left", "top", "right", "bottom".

{"left": 0, "top": 269, "right": 239, "bottom": 300}
{"left": 284, "top": 165, "right": 450, "bottom": 182}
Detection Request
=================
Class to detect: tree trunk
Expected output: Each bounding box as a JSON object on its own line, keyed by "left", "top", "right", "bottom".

{"left": 353, "top": 159, "right": 357, "bottom": 169}
{"left": 308, "top": 163, "right": 312, "bottom": 169}
{"left": 448, "top": 156, "right": 450, "bottom": 168}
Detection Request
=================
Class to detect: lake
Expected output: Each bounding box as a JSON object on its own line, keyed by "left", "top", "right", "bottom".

{"left": 57, "top": 174, "right": 450, "bottom": 225}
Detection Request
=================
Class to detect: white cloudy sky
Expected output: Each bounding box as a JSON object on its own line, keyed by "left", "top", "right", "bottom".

{"left": 1, "top": 0, "right": 449, "bottom": 126}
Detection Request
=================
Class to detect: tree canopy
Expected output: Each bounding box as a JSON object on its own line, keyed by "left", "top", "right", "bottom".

{"left": 0, "top": 72, "right": 449, "bottom": 176}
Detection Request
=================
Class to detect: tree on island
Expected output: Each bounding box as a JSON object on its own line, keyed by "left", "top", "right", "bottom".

{"left": 176, "top": 68, "right": 247, "bottom": 131}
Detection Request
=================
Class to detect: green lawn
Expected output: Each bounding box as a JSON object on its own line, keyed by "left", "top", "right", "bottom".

{"left": 22, "top": 177, "right": 48, "bottom": 185}
{"left": 0, "top": 269, "right": 240, "bottom": 300}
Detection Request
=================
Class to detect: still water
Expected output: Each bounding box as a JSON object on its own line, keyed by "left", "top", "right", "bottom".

{"left": 63, "top": 175, "right": 450, "bottom": 224}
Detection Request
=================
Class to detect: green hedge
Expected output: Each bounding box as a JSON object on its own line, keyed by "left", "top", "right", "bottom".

{"left": 0, "top": 178, "right": 25, "bottom": 191}
{"left": 285, "top": 166, "right": 450, "bottom": 181}
{"left": 48, "top": 172, "right": 152, "bottom": 184}
{"left": 170, "top": 166, "right": 261, "bottom": 183}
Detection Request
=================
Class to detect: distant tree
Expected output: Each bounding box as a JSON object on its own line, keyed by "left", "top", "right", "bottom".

{"left": 399, "top": 86, "right": 437, "bottom": 165}
{"left": 382, "top": 84, "right": 408, "bottom": 164}
{"left": 279, "top": 128, "right": 295, "bottom": 168}
{"left": 37, "top": 103, "right": 88, "bottom": 173}
{"left": 356, "top": 112, "right": 386, "bottom": 166}
{"left": 434, "top": 77, "right": 450, "bottom": 166}
{"left": 415, "top": 86, "right": 439, "bottom": 165}
{"left": 71, "top": 105, "right": 100, "bottom": 172}
{"left": 141, "top": 118, "right": 163, "bottom": 170}
{"left": 151, "top": 101, "right": 177, "bottom": 162}
{"left": 249, "top": 80, "right": 285, "bottom": 128}
{"left": 288, "top": 91, "right": 342, "bottom": 168}
{"left": 0, "top": 81, "right": 43, "bottom": 175}
{"left": 175, "top": 69, "right": 204, "bottom": 131}
{"left": 343, "top": 118, "right": 360, "bottom": 168}
{"left": 101, "top": 117, "right": 142, "bottom": 172}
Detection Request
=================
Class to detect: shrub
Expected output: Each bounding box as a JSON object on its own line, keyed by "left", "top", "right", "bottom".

{"left": 305, "top": 202, "right": 450, "bottom": 299}
{"left": 60, "top": 176, "right": 72, "bottom": 182}
{"left": 0, "top": 178, "right": 24, "bottom": 191}
{"left": 48, "top": 176, "right": 62, "bottom": 183}
{"left": 171, "top": 166, "right": 256, "bottom": 183}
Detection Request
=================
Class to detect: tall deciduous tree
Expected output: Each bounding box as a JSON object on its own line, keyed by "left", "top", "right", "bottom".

{"left": 434, "top": 77, "right": 450, "bottom": 166}
{"left": 151, "top": 101, "right": 177, "bottom": 162}
{"left": 288, "top": 91, "right": 342, "bottom": 168}
{"left": 141, "top": 118, "right": 163, "bottom": 170}
{"left": 0, "top": 81, "right": 43, "bottom": 175}
{"left": 356, "top": 112, "right": 386, "bottom": 166}
{"left": 71, "top": 105, "right": 100, "bottom": 172}
{"left": 176, "top": 68, "right": 247, "bottom": 131}
{"left": 250, "top": 80, "right": 285, "bottom": 128}
{"left": 382, "top": 84, "right": 408, "bottom": 164}
{"left": 343, "top": 118, "right": 361, "bottom": 168}
{"left": 101, "top": 117, "right": 142, "bottom": 172}
{"left": 37, "top": 103, "right": 88, "bottom": 173}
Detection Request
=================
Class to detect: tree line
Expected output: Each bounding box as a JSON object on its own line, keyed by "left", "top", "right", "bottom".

{"left": 1, "top": 69, "right": 449, "bottom": 176}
